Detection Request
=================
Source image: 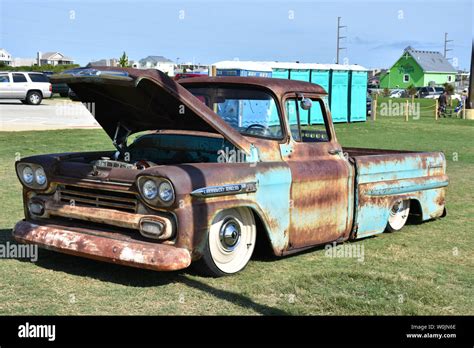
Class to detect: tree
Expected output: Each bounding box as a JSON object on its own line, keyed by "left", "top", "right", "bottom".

{"left": 119, "top": 52, "right": 129, "bottom": 67}
{"left": 407, "top": 84, "right": 417, "bottom": 97}
{"left": 443, "top": 82, "right": 454, "bottom": 95}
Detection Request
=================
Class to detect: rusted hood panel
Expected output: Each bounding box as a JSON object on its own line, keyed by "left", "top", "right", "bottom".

{"left": 51, "top": 67, "right": 253, "bottom": 154}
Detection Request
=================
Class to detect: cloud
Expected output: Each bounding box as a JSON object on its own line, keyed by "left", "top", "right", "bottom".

{"left": 371, "top": 40, "right": 440, "bottom": 51}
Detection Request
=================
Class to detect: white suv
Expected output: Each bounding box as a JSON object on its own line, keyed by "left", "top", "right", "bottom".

{"left": 0, "top": 72, "right": 52, "bottom": 105}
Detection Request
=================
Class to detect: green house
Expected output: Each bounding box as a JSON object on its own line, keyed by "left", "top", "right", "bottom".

{"left": 380, "top": 46, "right": 456, "bottom": 88}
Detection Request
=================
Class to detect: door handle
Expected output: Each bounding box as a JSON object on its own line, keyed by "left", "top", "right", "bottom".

{"left": 328, "top": 149, "right": 342, "bottom": 155}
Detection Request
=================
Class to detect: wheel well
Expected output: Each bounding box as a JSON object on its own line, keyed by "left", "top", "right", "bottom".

{"left": 248, "top": 208, "right": 275, "bottom": 258}
{"left": 27, "top": 90, "right": 43, "bottom": 97}
{"left": 407, "top": 198, "right": 423, "bottom": 224}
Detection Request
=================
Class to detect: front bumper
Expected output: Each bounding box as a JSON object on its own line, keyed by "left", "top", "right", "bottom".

{"left": 12, "top": 220, "right": 191, "bottom": 271}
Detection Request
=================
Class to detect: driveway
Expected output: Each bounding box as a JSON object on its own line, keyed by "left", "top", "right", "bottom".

{"left": 0, "top": 98, "right": 100, "bottom": 131}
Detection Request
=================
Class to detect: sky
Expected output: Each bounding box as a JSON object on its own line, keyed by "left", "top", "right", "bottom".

{"left": 0, "top": 0, "right": 472, "bottom": 70}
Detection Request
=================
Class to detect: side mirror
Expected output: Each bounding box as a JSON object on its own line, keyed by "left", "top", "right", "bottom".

{"left": 300, "top": 98, "right": 312, "bottom": 110}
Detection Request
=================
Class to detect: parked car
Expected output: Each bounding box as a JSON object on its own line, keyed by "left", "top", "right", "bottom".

{"left": 43, "top": 71, "right": 70, "bottom": 97}
{"left": 416, "top": 86, "right": 442, "bottom": 99}
{"left": 0, "top": 71, "right": 52, "bottom": 105}
{"left": 13, "top": 68, "right": 448, "bottom": 276}
{"left": 389, "top": 89, "right": 405, "bottom": 98}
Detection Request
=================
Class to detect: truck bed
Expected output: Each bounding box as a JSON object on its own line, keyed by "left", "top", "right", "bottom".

{"left": 344, "top": 147, "right": 448, "bottom": 239}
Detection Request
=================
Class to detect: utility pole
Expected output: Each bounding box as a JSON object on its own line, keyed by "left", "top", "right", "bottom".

{"left": 444, "top": 32, "right": 453, "bottom": 58}
{"left": 336, "top": 17, "right": 346, "bottom": 64}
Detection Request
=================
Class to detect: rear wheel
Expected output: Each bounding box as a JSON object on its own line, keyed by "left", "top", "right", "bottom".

{"left": 26, "top": 91, "right": 42, "bottom": 105}
{"left": 386, "top": 199, "right": 410, "bottom": 232}
{"left": 194, "top": 208, "right": 256, "bottom": 277}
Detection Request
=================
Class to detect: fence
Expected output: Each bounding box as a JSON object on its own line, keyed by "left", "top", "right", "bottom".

{"left": 371, "top": 96, "right": 467, "bottom": 121}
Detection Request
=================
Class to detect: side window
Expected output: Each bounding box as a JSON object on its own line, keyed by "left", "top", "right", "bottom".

{"left": 285, "top": 97, "right": 330, "bottom": 143}
{"left": 284, "top": 99, "right": 301, "bottom": 141}
{"left": 12, "top": 73, "right": 27, "bottom": 83}
{"left": 28, "top": 73, "right": 49, "bottom": 82}
{"left": 0, "top": 74, "right": 9, "bottom": 83}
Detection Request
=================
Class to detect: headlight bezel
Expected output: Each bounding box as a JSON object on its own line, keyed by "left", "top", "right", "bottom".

{"left": 16, "top": 163, "right": 48, "bottom": 189}
{"left": 138, "top": 176, "right": 175, "bottom": 207}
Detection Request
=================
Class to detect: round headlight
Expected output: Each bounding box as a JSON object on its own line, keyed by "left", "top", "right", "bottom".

{"left": 142, "top": 180, "right": 158, "bottom": 200}
{"left": 35, "top": 167, "right": 47, "bottom": 185}
{"left": 22, "top": 166, "right": 34, "bottom": 184}
{"left": 158, "top": 181, "right": 174, "bottom": 202}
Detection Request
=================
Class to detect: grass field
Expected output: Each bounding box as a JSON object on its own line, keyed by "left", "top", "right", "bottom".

{"left": 374, "top": 97, "right": 462, "bottom": 119}
{"left": 0, "top": 117, "right": 473, "bottom": 315}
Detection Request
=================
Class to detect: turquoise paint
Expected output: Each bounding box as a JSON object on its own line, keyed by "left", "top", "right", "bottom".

{"left": 254, "top": 165, "right": 292, "bottom": 251}
{"left": 356, "top": 154, "right": 445, "bottom": 183}
{"left": 350, "top": 71, "right": 367, "bottom": 122}
{"left": 353, "top": 153, "right": 447, "bottom": 239}
{"left": 366, "top": 180, "right": 448, "bottom": 196}
{"left": 330, "top": 70, "right": 349, "bottom": 123}
{"left": 272, "top": 68, "right": 289, "bottom": 79}
{"left": 310, "top": 70, "right": 330, "bottom": 125}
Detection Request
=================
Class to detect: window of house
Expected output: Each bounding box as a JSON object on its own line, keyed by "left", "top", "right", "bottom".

{"left": 285, "top": 97, "right": 330, "bottom": 143}
{"left": 12, "top": 73, "right": 27, "bottom": 83}
{"left": 447, "top": 76, "right": 453, "bottom": 82}
{"left": 403, "top": 74, "right": 410, "bottom": 83}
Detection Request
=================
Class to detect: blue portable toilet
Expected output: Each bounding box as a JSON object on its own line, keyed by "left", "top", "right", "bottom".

{"left": 310, "top": 67, "right": 330, "bottom": 124}
{"left": 214, "top": 61, "right": 273, "bottom": 78}
{"left": 272, "top": 68, "right": 289, "bottom": 79}
{"left": 329, "top": 67, "right": 350, "bottom": 123}
{"left": 349, "top": 69, "right": 368, "bottom": 122}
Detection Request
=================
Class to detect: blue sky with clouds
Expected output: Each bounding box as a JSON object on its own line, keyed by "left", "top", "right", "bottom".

{"left": 1, "top": 0, "right": 472, "bottom": 69}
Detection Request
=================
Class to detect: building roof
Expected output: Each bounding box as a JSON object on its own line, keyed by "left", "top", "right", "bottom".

{"left": 139, "top": 55, "right": 174, "bottom": 65}
{"left": 212, "top": 60, "right": 368, "bottom": 72}
{"left": 87, "top": 58, "right": 118, "bottom": 67}
{"left": 41, "top": 52, "right": 73, "bottom": 61}
{"left": 404, "top": 46, "right": 456, "bottom": 73}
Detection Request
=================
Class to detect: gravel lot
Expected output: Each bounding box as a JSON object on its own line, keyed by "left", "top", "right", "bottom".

{"left": 0, "top": 98, "right": 99, "bottom": 131}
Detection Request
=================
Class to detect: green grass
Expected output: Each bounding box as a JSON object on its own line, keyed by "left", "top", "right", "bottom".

{"left": 0, "top": 117, "right": 473, "bottom": 315}
{"left": 374, "top": 97, "right": 462, "bottom": 119}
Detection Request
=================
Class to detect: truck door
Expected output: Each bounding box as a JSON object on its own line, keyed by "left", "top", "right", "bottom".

{"left": 0, "top": 73, "right": 13, "bottom": 98}
{"left": 282, "top": 94, "right": 354, "bottom": 250}
{"left": 11, "top": 73, "right": 28, "bottom": 99}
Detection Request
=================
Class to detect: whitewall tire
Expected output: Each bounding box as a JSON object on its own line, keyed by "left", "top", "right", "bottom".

{"left": 195, "top": 208, "right": 256, "bottom": 277}
{"left": 386, "top": 199, "right": 410, "bottom": 232}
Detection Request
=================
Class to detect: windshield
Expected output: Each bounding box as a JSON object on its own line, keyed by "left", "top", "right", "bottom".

{"left": 185, "top": 86, "right": 283, "bottom": 139}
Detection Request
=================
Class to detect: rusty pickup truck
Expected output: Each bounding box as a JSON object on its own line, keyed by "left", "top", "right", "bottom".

{"left": 13, "top": 67, "right": 448, "bottom": 276}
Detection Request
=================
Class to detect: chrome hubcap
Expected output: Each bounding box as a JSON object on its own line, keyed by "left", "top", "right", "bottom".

{"left": 30, "top": 94, "right": 39, "bottom": 103}
{"left": 391, "top": 200, "right": 402, "bottom": 214}
{"left": 219, "top": 219, "right": 241, "bottom": 251}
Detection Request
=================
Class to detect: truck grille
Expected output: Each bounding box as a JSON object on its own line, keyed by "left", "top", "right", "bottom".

{"left": 58, "top": 184, "right": 138, "bottom": 213}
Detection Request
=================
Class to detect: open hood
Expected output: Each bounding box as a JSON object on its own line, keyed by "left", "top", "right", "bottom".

{"left": 51, "top": 67, "right": 253, "bottom": 154}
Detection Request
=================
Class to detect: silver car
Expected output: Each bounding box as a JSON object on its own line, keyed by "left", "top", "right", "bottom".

{"left": 0, "top": 72, "right": 52, "bottom": 105}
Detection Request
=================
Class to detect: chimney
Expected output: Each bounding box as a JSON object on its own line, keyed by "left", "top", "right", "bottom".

{"left": 37, "top": 51, "right": 41, "bottom": 66}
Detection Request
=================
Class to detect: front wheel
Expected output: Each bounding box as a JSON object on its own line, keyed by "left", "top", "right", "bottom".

{"left": 194, "top": 208, "right": 256, "bottom": 277}
{"left": 386, "top": 199, "right": 410, "bottom": 232}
